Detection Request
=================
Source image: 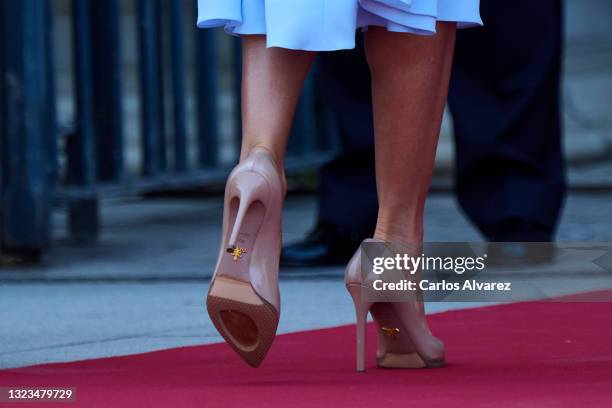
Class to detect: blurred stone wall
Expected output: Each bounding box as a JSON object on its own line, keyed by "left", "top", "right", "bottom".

{"left": 51, "top": 0, "right": 612, "bottom": 177}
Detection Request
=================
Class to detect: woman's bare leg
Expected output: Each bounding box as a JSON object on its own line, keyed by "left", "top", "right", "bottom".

{"left": 365, "top": 24, "right": 457, "bottom": 244}
{"left": 240, "top": 36, "right": 316, "bottom": 170}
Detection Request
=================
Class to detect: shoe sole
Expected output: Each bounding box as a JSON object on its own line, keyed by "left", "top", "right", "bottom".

{"left": 207, "top": 277, "right": 279, "bottom": 368}
{"left": 377, "top": 353, "right": 445, "bottom": 369}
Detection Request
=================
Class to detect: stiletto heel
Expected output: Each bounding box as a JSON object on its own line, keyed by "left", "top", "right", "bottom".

{"left": 345, "top": 240, "right": 445, "bottom": 370}
{"left": 207, "top": 148, "right": 284, "bottom": 368}
{"left": 225, "top": 171, "right": 269, "bottom": 256}
{"left": 347, "top": 284, "right": 372, "bottom": 372}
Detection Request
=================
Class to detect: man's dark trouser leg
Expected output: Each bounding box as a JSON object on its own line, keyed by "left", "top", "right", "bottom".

{"left": 315, "top": 38, "right": 377, "bottom": 242}
{"left": 448, "top": 0, "right": 566, "bottom": 241}
{"left": 280, "top": 39, "right": 377, "bottom": 266}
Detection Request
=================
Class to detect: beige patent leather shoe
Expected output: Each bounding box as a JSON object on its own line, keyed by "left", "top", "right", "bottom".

{"left": 207, "top": 148, "right": 284, "bottom": 367}
{"left": 345, "top": 239, "right": 445, "bottom": 372}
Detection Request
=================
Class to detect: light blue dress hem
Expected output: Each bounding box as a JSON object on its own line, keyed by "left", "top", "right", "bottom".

{"left": 197, "top": 0, "right": 482, "bottom": 51}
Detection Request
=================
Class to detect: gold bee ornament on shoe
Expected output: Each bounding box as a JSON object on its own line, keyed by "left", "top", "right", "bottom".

{"left": 381, "top": 327, "right": 400, "bottom": 338}
{"left": 227, "top": 246, "right": 247, "bottom": 261}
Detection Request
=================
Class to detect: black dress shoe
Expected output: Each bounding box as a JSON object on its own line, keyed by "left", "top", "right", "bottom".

{"left": 281, "top": 223, "right": 362, "bottom": 267}
{"left": 485, "top": 220, "right": 556, "bottom": 266}
{"left": 486, "top": 242, "right": 556, "bottom": 266}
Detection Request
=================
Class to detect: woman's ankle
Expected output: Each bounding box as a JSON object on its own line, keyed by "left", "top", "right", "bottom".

{"left": 374, "top": 225, "right": 423, "bottom": 245}
{"left": 241, "top": 145, "right": 282, "bottom": 165}
{"left": 240, "top": 144, "right": 287, "bottom": 195}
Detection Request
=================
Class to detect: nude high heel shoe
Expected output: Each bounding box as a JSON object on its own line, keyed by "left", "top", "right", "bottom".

{"left": 206, "top": 148, "right": 284, "bottom": 367}
{"left": 345, "top": 239, "right": 445, "bottom": 372}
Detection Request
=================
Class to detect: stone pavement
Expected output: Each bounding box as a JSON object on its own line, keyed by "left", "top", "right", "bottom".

{"left": 1, "top": 191, "right": 612, "bottom": 369}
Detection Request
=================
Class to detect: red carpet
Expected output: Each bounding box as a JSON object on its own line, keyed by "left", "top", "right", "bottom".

{"left": 2, "top": 291, "right": 612, "bottom": 407}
